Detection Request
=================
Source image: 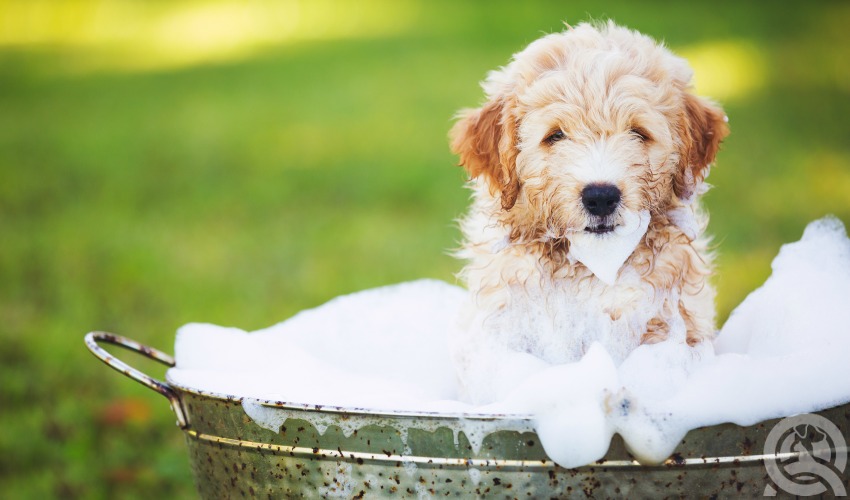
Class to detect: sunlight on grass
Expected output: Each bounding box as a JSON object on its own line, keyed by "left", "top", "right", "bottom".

{"left": 751, "top": 150, "right": 850, "bottom": 219}
{"left": 807, "top": 151, "right": 850, "bottom": 206}
{"left": 0, "top": 0, "right": 418, "bottom": 73}
{"left": 677, "top": 40, "right": 766, "bottom": 101}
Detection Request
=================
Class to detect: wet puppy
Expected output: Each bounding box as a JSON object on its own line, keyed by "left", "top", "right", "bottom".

{"left": 450, "top": 21, "right": 728, "bottom": 403}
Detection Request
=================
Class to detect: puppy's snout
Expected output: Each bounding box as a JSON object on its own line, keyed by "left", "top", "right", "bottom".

{"left": 582, "top": 184, "right": 621, "bottom": 217}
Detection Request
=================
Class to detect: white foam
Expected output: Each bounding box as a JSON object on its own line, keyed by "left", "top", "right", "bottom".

{"left": 567, "top": 209, "right": 650, "bottom": 284}
{"left": 716, "top": 216, "right": 850, "bottom": 357}
{"left": 168, "top": 217, "right": 850, "bottom": 469}
{"left": 317, "top": 462, "right": 355, "bottom": 498}
{"left": 466, "top": 467, "right": 481, "bottom": 486}
{"left": 489, "top": 343, "right": 620, "bottom": 467}
{"left": 172, "top": 279, "right": 468, "bottom": 411}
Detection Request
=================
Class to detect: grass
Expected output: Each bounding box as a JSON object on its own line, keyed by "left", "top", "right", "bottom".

{"left": 1, "top": 0, "right": 849, "bottom": 497}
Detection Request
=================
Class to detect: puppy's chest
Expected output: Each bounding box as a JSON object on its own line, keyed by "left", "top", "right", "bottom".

{"left": 493, "top": 272, "right": 668, "bottom": 364}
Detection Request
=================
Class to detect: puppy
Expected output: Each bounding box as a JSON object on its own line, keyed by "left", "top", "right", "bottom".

{"left": 449, "top": 21, "right": 728, "bottom": 404}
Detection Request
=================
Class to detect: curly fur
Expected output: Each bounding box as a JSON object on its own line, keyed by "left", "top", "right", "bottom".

{"left": 449, "top": 22, "right": 728, "bottom": 402}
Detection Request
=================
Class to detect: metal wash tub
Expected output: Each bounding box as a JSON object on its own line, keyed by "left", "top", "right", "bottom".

{"left": 85, "top": 332, "right": 849, "bottom": 498}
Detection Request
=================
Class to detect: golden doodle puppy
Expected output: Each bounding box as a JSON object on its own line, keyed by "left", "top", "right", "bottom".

{"left": 450, "top": 21, "right": 729, "bottom": 403}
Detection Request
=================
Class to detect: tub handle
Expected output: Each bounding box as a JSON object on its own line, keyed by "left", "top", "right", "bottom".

{"left": 84, "top": 331, "right": 188, "bottom": 429}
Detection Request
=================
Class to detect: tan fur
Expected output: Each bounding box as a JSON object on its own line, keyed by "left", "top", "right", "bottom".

{"left": 451, "top": 22, "right": 728, "bottom": 370}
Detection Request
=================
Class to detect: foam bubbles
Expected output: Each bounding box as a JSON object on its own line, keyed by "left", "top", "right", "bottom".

{"left": 716, "top": 216, "right": 850, "bottom": 357}
{"left": 168, "top": 217, "right": 850, "bottom": 469}
{"left": 567, "top": 209, "right": 650, "bottom": 284}
{"left": 495, "top": 343, "right": 620, "bottom": 467}
{"left": 172, "top": 279, "right": 469, "bottom": 411}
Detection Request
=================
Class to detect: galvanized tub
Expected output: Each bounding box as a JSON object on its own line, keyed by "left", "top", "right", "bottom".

{"left": 85, "top": 331, "right": 850, "bottom": 498}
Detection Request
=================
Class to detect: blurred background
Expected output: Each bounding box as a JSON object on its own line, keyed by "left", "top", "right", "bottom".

{"left": 1, "top": 0, "right": 848, "bottom": 497}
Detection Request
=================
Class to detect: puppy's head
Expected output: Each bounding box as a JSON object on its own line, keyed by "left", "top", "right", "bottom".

{"left": 451, "top": 22, "right": 728, "bottom": 242}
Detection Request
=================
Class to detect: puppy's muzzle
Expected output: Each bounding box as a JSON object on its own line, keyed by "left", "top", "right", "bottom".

{"left": 582, "top": 184, "right": 621, "bottom": 217}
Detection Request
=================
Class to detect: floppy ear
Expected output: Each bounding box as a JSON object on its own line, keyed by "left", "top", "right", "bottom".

{"left": 674, "top": 93, "right": 729, "bottom": 201}
{"left": 450, "top": 99, "right": 520, "bottom": 210}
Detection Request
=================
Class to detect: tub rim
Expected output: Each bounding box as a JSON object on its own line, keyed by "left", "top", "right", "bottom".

{"left": 84, "top": 330, "right": 850, "bottom": 473}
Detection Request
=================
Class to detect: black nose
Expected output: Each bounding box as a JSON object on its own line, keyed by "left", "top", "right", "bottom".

{"left": 582, "top": 184, "right": 621, "bottom": 217}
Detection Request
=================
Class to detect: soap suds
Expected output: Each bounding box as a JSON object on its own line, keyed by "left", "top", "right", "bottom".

{"left": 566, "top": 209, "right": 650, "bottom": 284}
{"left": 317, "top": 462, "right": 355, "bottom": 498}
{"left": 466, "top": 468, "right": 481, "bottom": 486}
{"left": 174, "top": 279, "right": 467, "bottom": 411}
{"left": 168, "top": 217, "right": 850, "bottom": 469}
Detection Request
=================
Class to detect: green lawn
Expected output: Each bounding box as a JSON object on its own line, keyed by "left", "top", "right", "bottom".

{"left": 2, "top": 1, "right": 849, "bottom": 497}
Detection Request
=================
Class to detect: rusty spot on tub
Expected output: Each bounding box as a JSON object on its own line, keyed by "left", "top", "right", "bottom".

{"left": 668, "top": 453, "right": 686, "bottom": 466}
{"left": 740, "top": 437, "right": 754, "bottom": 455}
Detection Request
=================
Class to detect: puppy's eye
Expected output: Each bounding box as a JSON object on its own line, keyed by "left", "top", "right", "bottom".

{"left": 544, "top": 130, "right": 567, "bottom": 145}
{"left": 630, "top": 127, "right": 651, "bottom": 142}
